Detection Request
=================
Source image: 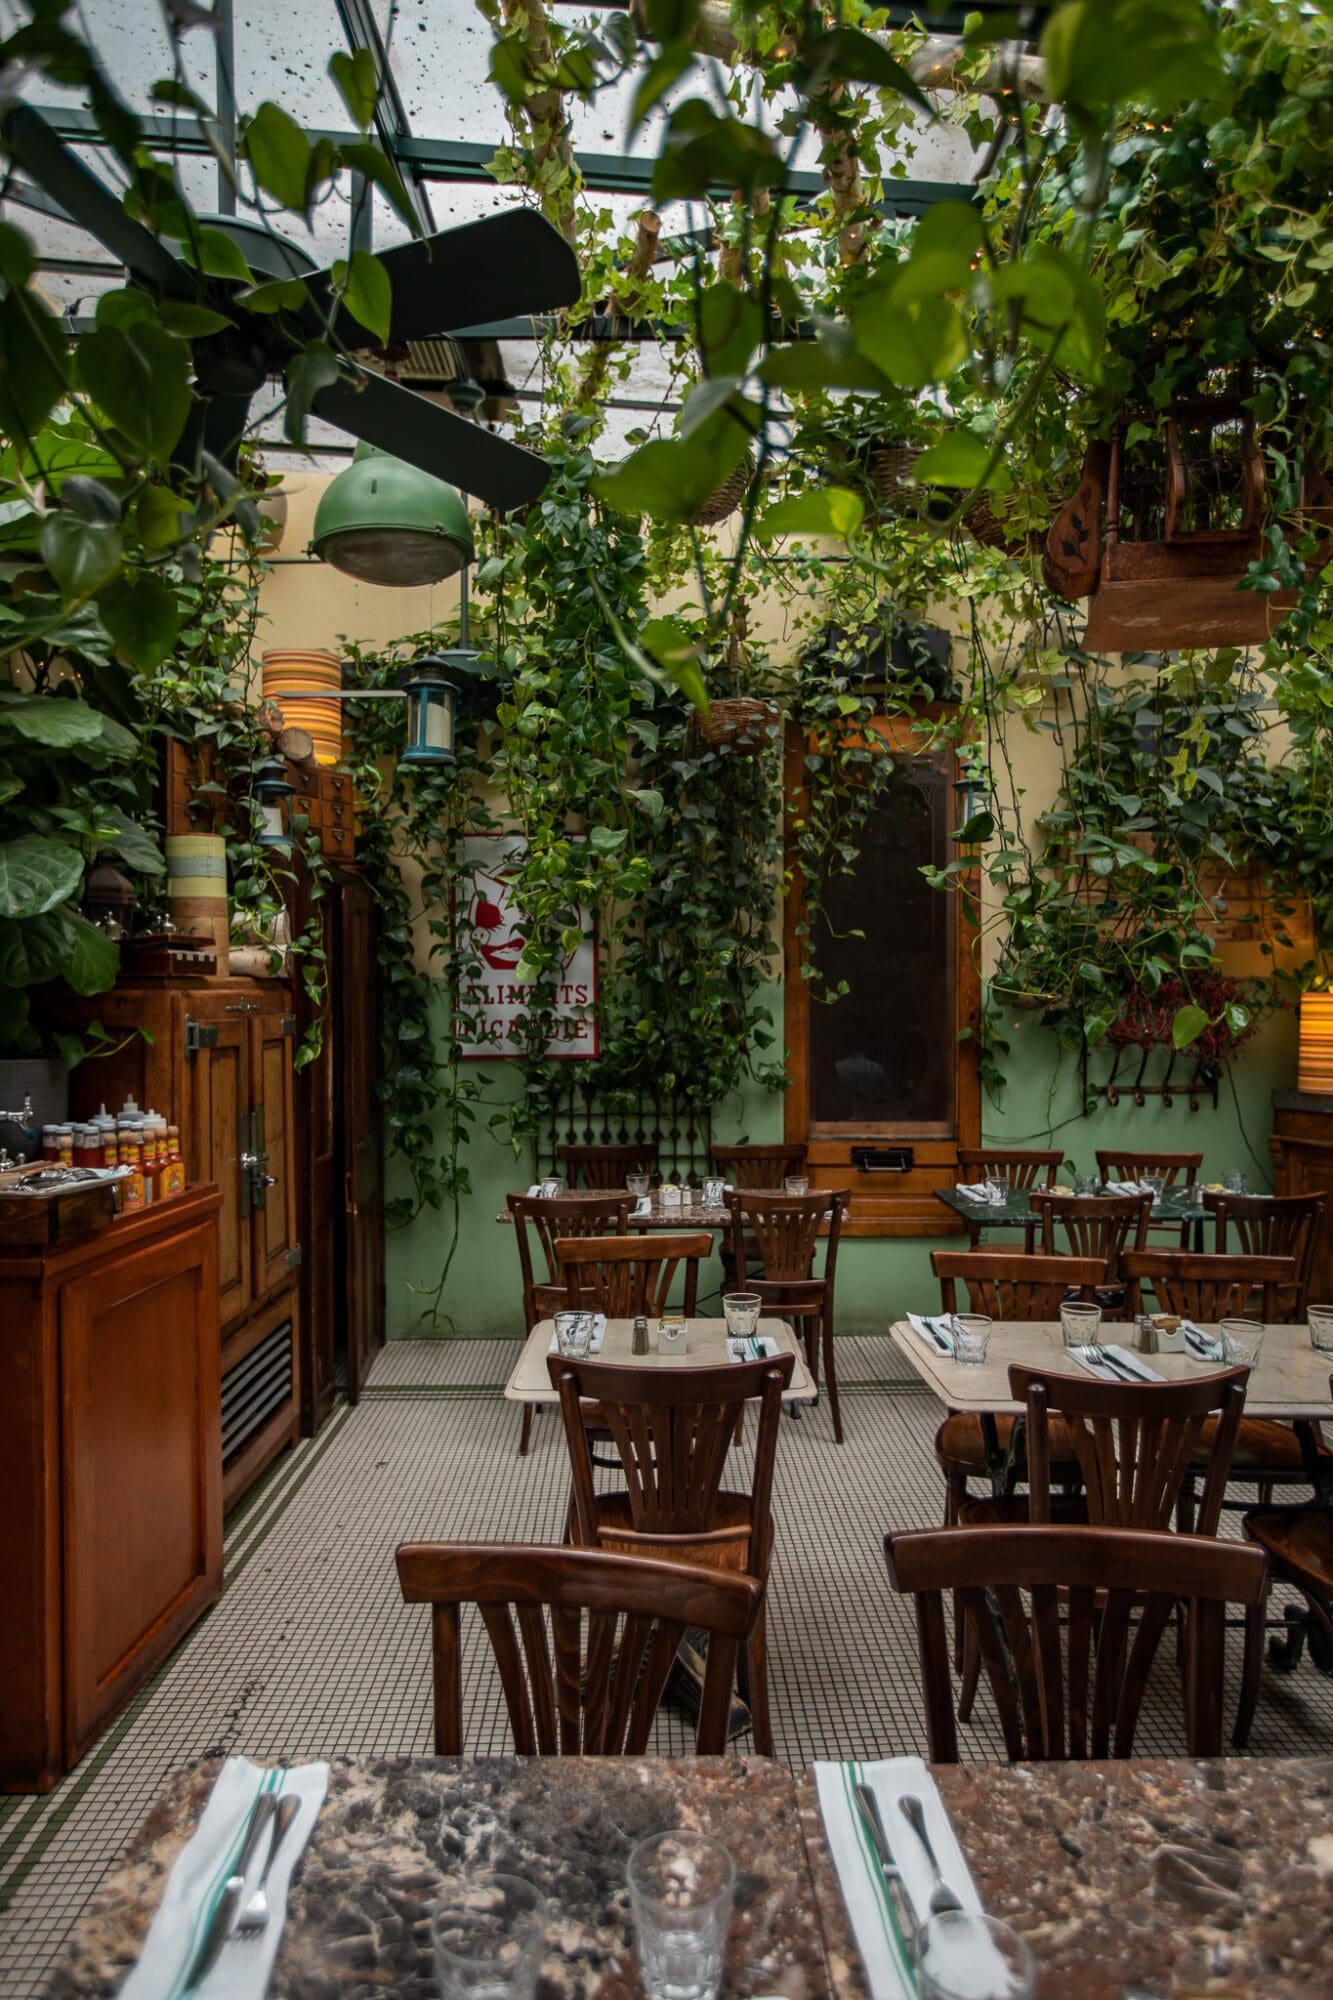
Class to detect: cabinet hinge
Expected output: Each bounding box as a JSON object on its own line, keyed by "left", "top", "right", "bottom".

{"left": 280, "top": 1014, "right": 297, "bottom": 1037}
{"left": 286, "top": 1244, "right": 303, "bottom": 1272}
{"left": 185, "top": 1016, "right": 219, "bottom": 1056}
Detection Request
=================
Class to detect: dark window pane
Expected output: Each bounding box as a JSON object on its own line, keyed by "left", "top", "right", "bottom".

{"left": 808, "top": 755, "right": 954, "bottom": 1131}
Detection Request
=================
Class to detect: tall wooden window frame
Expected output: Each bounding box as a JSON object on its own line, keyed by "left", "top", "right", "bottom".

{"left": 783, "top": 708, "right": 981, "bottom": 1237}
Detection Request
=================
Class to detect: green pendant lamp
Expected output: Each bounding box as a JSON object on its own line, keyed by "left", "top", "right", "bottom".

{"left": 310, "top": 441, "right": 476, "bottom": 587}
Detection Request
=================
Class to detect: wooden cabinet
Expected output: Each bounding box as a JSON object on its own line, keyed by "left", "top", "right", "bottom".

{"left": 0, "top": 1192, "right": 222, "bottom": 1791}
{"left": 57, "top": 980, "right": 301, "bottom": 1505}
{"left": 1270, "top": 1089, "right": 1333, "bottom": 1302}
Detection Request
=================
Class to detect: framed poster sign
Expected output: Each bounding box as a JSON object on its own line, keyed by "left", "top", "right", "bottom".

{"left": 455, "top": 835, "right": 598, "bottom": 1059}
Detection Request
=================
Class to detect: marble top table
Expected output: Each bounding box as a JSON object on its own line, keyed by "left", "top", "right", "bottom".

{"left": 48, "top": 1756, "right": 833, "bottom": 2000}
{"left": 800, "top": 1756, "right": 1333, "bottom": 1999}
{"left": 506, "top": 1316, "right": 815, "bottom": 1405}
{"left": 934, "top": 1186, "right": 1208, "bottom": 1234}
{"left": 889, "top": 1318, "right": 1333, "bottom": 1423}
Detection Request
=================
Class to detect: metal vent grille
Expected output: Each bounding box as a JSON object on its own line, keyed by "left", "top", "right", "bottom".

{"left": 221, "top": 1321, "right": 293, "bottom": 1463}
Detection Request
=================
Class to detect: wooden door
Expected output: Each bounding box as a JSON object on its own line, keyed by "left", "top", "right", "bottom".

{"left": 339, "top": 878, "right": 385, "bottom": 1400}
{"left": 60, "top": 1220, "right": 221, "bottom": 1760}
{"left": 188, "top": 1009, "right": 250, "bottom": 1329}
{"left": 248, "top": 1007, "right": 298, "bottom": 1301}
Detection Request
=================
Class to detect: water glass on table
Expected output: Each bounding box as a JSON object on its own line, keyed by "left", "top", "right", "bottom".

{"left": 1144, "top": 1171, "right": 1168, "bottom": 1208}
{"left": 1309, "top": 1304, "right": 1333, "bottom": 1356}
{"left": 784, "top": 1174, "right": 810, "bottom": 1195}
{"left": 431, "top": 1874, "right": 547, "bottom": 2000}
{"left": 952, "top": 1314, "right": 991, "bottom": 1367}
{"left": 722, "top": 1292, "right": 762, "bottom": 1343}
{"left": 1220, "top": 1316, "right": 1265, "bottom": 1369}
{"left": 1073, "top": 1174, "right": 1099, "bottom": 1197}
{"left": 628, "top": 1831, "right": 735, "bottom": 2000}
{"left": 553, "top": 1311, "right": 594, "bottom": 1358}
{"left": 627, "top": 1173, "right": 651, "bottom": 1200}
{"left": 914, "top": 1911, "right": 1035, "bottom": 2000}
{"left": 1059, "top": 1300, "right": 1102, "bottom": 1350}
{"left": 983, "top": 1173, "right": 1010, "bottom": 1206}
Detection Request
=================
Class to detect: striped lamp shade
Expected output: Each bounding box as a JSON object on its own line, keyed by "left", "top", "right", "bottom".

{"left": 1298, "top": 992, "right": 1333, "bottom": 1096}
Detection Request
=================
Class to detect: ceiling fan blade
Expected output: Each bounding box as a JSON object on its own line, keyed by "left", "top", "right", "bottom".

{"left": 305, "top": 210, "right": 581, "bottom": 348}
{"left": 310, "top": 365, "right": 553, "bottom": 512}
{"left": 2, "top": 105, "right": 198, "bottom": 301}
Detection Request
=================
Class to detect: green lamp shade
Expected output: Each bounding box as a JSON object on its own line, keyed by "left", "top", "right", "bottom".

{"left": 310, "top": 442, "right": 476, "bottom": 588}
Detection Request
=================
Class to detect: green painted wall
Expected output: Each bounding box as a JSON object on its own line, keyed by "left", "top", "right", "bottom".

{"left": 382, "top": 985, "right": 1300, "bottom": 1339}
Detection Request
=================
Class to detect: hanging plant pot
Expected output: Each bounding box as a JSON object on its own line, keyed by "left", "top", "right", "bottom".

{"left": 691, "top": 696, "right": 779, "bottom": 757}
{"left": 963, "top": 493, "right": 1041, "bottom": 557}
{"left": 691, "top": 454, "right": 754, "bottom": 528}
{"left": 869, "top": 442, "right": 919, "bottom": 511}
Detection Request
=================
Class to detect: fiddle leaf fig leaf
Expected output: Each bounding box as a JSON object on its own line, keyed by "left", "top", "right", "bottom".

{"left": 0, "top": 836, "right": 86, "bottom": 918}
{"left": 61, "top": 912, "right": 121, "bottom": 995}
{"left": 0, "top": 692, "right": 104, "bottom": 747}
{"left": 0, "top": 912, "right": 77, "bottom": 989}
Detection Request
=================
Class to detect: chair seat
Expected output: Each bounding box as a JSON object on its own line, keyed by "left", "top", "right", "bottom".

{"left": 1193, "top": 1415, "right": 1324, "bottom": 1475}
{"left": 958, "top": 1492, "right": 1089, "bottom": 1528}
{"left": 1243, "top": 1505, "right": 1333, "bottom": 1599}
{"left": 935, "top": 1412, "right": 1079, "bottom": 1476}
{"left": 575, "top": 1491, "right": 766, "bottom": 1576}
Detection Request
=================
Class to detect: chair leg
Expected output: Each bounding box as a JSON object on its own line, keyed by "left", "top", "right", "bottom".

{"left": 957, "top": 1615, "right": 981, "bottom": 1723}
{"left": 942, "top": 1468, "right": 967, "bottom": 1670}
{"left": 803, "top": 1316, "right": 821, "bottom": 1392}
{"left": 1233, "top": 1586, "right": 1267, "bottom": 1751}
{"left": 821, "top": 1312, "right": 843, "bottom": 1445}
{"left": 746, "top": 1598, "right": 773, "bottom": 1757}
{"left": 518, "top": 1404, "right": 534, "bottom": 1456}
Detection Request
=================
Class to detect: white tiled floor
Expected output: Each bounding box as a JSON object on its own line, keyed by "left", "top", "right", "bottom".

{"left": 2, "top": 1336, "right": 1331, "bottom": 1996}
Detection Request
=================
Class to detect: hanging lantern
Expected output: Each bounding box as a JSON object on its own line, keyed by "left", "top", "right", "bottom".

{"left": 253, "top": 755, "right": 296, "bottom": 850}
{"left": 310, "top": 442, "right": 475, "bottom": 587}
{"left": 1298, "top": 991, "right": 1333, "bottom": 1096}
{"left": 400, "top": 654, "right": 459, "bottom": 768}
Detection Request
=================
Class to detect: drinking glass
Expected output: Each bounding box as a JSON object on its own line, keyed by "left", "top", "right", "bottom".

{"left": 627, "top": 1173, "right": 651, "bottom": 1199}
{"left": 984, "top": 1173, "right": 1010, "bottom": 1206}
{"left": 1219, "top": 1316, "right": 1265, "bottom": 1369}
{"left": 431, "top": 1874, "right": 547, "bottom": 2000}
{"left": 1309, "top": 1304, "right": 1333, "bottom": 1356}
{"left": 1224, "top": 1172, "right": 1248, "bottom": 1194}
{"left": 915, "top": 1912, "right": 1035, "bottom": 2000}
{"left": 783, "top": 1175, "right": 810, "bottom": 1195}
{"left": 952, "top": 1314, "right": 991, "bottom": 1367}
{"left": 703, "top": 1177, "right": 727, "bottom": 1208}
{"left": 628, "top": 1831, "right": 735, "bottom": 2000}
{"left": 553, "top": 1311, "right": 593, "bottom": 1358}
{"left": 1073, "top": 1174, "right": 1099, "bottom": 1197}
{"left": 1144, "top": 1171, "right": 1168, "bottom": 1209}
{"left": 722, "top": 1292, "right": 762, "bottom": 1342}
{"left": 539, "top": 1178, "right": 563, "bottom": 1199}
{"left": 1059, "top": 1300, "right": 1102, "bottom": 1350}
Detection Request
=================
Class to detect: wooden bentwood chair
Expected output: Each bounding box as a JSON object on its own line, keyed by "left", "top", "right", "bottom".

{"left": 555, "top": 1231, "right": 711, "bottom": 1317}
{"left": 1097, "top": 1150, "right": 1203, "bottom": 1247}
{"left": 1234, "top": 1374, "right": 1333, "bottom": 1749}
{"left": 951, "top": 1363, "right": 1248, "bottom": 1725}
{"left": 556, "top": 1141, "right": 657, "bottom": 1189}
{"left": 727, "top": 1188, "right": 850, "bottom": 1442}
{"left": 395, "top": 1542, "right": 761, "bottom": 1755}
{"left": 1029, "top": 1190, "right": 1152, "bottom": 1291}
{"left": 507, "top": 1192, "right": 630, "bottom": 1456}
{"left": 550, "top": 1350, "right": 794, "bottom": 1755}
{"left": 710, "top": 1141, "right": 808, "bottom": 1188}
{"left": 884, "top": 1525, "right": 1267, "bottom": 1761}
{"left": 1201, "top": 1189, "right": 1327, "bottom": 1319}
{"left": 930, "top": 1254, "right": 1104, "bottom": 1523}
{"left": 955, "top": 1147, "right": 1062, "bottom": 1248}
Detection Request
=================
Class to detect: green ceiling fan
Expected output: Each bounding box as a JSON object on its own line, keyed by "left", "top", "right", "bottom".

{"left": 3, "top": 105, "right": 580, "bottom": 511}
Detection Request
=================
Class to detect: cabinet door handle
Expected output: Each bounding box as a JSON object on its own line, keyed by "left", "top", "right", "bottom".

{"left": 225, "top": 1000, "right": 260, "bottom": 1013}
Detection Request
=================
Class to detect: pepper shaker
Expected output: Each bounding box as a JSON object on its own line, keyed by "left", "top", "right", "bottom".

{"left": 632, "top": 1314, "right": 649, "bottom": 1356}
{"left": 1134, "top": 1313, "right": 1158, "bottom": 1355}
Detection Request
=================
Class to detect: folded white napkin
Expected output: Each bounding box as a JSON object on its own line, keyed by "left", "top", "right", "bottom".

{"left": 816, "top": 1758, "right": 991, "bottom": 2000}
{"left": 547, "top": 1313, "right": 607, "bottom": 1354}
{"left": 1182, "top": 1319, "right": 1221, "bottom": 1359}
{"left": 726, "top": 1334, "right": 781, "bottom": 1362}
{"left": 907, "top": 1312, "right": 956, "bottom": 1356}
{"left": 633, "top": 1195, "right": 652, "bottom": 1217}
{"left": 1106, "top": 1179, "right": 1153, "bottom": 1197}
{"left": 120, "top": 1756, "right": 327, "bottom": 2000}
{"left": 1071, "top": 1343, "right": 1164, "bottom": 1383}
{"left": 953, "top": 1182, "right": 993, "bottom": 1202}
{"left": 525, "top": 1183, "right": 542, "bottom": 1197}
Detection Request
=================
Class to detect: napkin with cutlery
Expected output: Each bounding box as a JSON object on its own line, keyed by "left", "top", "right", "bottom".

{"left": 1071, "top": 1343, "right": 1164, "bottom": 1383}
{"left": 1182, "top": 1319, "right": 1222, "bottom": 1359}
{"left": 632, "top": 1194, "right": 652, "bottom": 1217}
{"left": 727, "top": 1334, "right": 782, "bottom": 1362}
{"left": 953, "top": 1182, "right": 995, "bottom": 1202}
{"left": 907, "top": 1312, "right": 956, "bottom": 1356}
{"left": 121, "top": 1756, "right": 327, "bottom": 2000}
{"left": 816, "top": 1758, "right": 990, "bottom": 2000}
{"left": 547, "top": 1312, "right": 607, "bottom": 1354}
{"left": 1105, "top": 1179, "right": 1153, "bottom": 1196}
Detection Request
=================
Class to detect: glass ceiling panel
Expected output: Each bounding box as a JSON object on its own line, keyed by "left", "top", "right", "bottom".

{"left": 3, "top": 0, "right": 217, "bottom": 113}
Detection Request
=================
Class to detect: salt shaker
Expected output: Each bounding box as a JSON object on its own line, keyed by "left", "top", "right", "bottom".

{"left": 1134, "top": 1314, "right": 1158, "bottom": 1355}
{"left": 632, "top": 1314, "right": 649, "bottom": 1356}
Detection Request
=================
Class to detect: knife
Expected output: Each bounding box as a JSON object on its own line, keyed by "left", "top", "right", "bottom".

{"left": 853, "top": 1782, "right": 919, "bottom": 1971}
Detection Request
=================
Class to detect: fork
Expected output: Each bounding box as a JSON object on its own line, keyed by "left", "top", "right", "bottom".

{"left": 897, "top": 1794, "right": 963, "bottom": 1916}
{"left": 1088, "top": 1344, "right": 1134, "bottom": 1381}
{"left": 235, "top": 1795, "right": 301, "bottom": 1938}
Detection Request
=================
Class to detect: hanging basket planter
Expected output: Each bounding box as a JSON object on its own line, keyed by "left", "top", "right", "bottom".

{"left": 963, "top": 493, "right": 1041, "bottom": 557}
{"left": 691, "top": 454, "right": 755, "bottom": 528}
{"left": 869, "top": 442, "right": 920, "bottom": 513}
{"left": 691, "top": 696, "right": 779, "bottom": 757}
